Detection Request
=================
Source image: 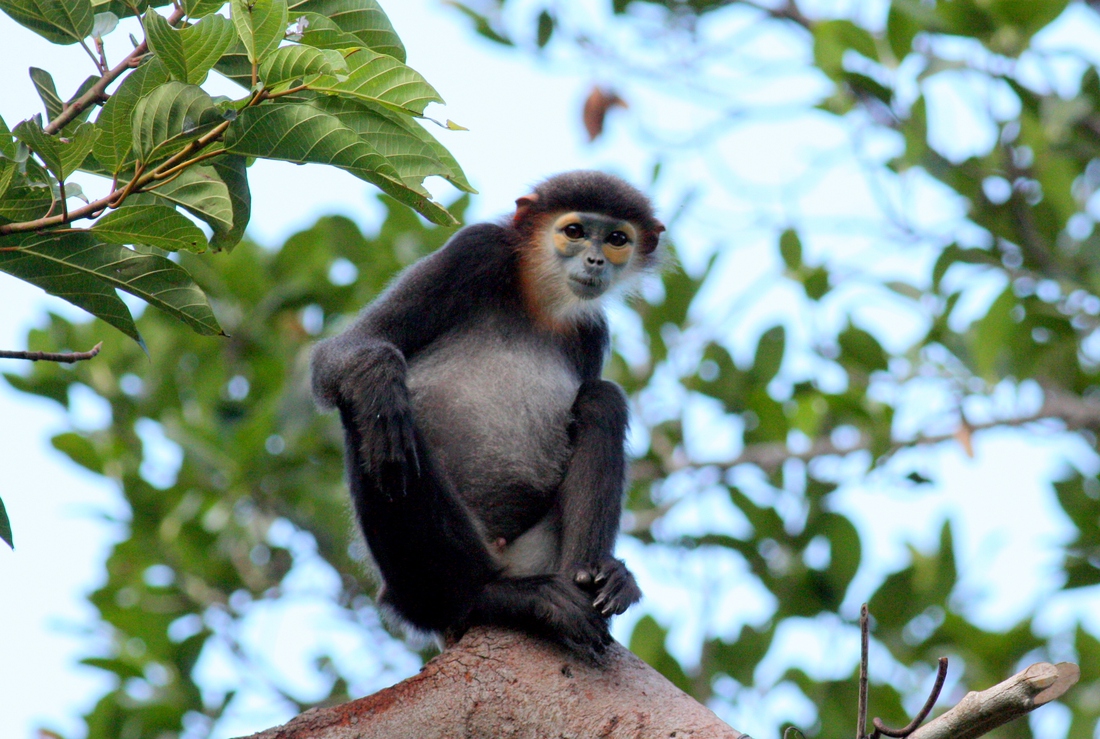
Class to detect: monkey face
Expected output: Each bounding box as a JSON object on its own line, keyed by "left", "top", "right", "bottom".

{"left": 548, "top": 212, "right": 638, "bottom": 300}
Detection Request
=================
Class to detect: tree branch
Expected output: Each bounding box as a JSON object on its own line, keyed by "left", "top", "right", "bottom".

{"left": 909, "top": 662, "right": 1079, "bottom": 739}
{"left": 0, "top": 342, "right": 102, "bottom": 362}
{"left": 720, "top": 385, "right": 1100, "bottom": 472}
{"left": 236, "top": 627, "right": 744, "bottom": 739}
{"left": 44, "top": 7, "right": 186, "bottom": 135}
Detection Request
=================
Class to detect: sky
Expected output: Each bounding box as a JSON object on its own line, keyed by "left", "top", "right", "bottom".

{"left": 3, "top": 1, "right": 1100, "bottom": 738}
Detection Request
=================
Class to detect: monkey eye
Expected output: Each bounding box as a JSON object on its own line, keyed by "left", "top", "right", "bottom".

{"left": 606, "top": 231, "right": 629, "bottom": 247}
{"left": 563, "top": 223, "right": 585, "bottom": 239}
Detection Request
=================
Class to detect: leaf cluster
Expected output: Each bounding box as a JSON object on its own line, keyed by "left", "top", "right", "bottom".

{"left": 0, "top": 0, "right": 471, "bottom": 348}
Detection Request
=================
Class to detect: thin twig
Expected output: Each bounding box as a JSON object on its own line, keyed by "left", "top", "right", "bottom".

{"left": 44, "top": 7, "right": 185, "bottom": 134}
{"left": 857, "top": 604, "right": 870, "bottom": 739}
{"left": 871, "top": 658, "right": 949, "bottom": 739}
{"left": 0, "top": 342, "right": 103, "bottom": 363}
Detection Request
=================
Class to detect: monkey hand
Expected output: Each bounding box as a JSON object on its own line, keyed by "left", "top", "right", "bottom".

{"left": 339, "top": 346, "right": 421, "bottom": 498}
{"left": 574, "top": 558, "right": 642, "bottom": 617}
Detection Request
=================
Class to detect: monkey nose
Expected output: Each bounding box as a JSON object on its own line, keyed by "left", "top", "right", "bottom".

{"left": 586, "top": 254, "right": 605, "bottom": 266}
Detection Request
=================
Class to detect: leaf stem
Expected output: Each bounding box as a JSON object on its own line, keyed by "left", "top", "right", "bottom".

{"left": 79, "top": 39, "right": 105, "bottom": 74}
{"left": 153, "top": 149, "right": 224, "bottom": 179}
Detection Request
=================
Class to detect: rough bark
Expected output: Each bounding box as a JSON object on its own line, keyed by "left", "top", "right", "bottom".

{"left": 236, "top": 626, "right": 742, "bottom": 738}
{"left": 234, "top": 629, "right": 1079, "bottom": 739}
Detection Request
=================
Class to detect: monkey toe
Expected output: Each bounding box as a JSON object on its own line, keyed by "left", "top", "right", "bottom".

{"left": 588, "top": 559, "right": 642, "bottom": 616}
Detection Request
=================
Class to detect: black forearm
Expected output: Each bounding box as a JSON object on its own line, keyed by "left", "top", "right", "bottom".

{"left": 557, "top": 380, "right": 630, "bottom": 570}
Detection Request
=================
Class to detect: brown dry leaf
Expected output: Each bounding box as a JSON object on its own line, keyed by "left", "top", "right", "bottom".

{"left": 582, "top": 86, "right": 627, "bottom": 141}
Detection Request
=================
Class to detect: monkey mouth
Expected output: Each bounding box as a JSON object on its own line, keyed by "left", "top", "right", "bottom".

{"left": 568, "top": 275, "right": 607, "bottom": 298}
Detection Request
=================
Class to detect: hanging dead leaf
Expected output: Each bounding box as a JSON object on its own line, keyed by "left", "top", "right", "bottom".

{"left": 955, "top": 422, "right": 974, "bottom": 458}
{"left": 582, "top": 86, "right": 627, "bottom": 142}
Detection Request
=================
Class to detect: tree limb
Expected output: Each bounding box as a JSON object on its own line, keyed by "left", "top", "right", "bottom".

{"left": 0, "top": 342, "right": 102, "bottom": 363}
{"left": 235, "top": 627, "right": 744, "bottom": 739}
{"left": 909, "top": 662, "right": 1079, "bottom": 739}
{"left": 721, "top": 385, "right": 1100, "bottom": 473}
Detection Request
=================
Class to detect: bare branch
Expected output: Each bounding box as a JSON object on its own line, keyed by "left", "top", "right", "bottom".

{"left": 908, "top": 662, "right": 1079, "bottom": 739}
{"left": 719, "top": 385, "right": 1100, "bottom": 473}
{"left": 0, "top": 342, "right": 103, "bottom": 363}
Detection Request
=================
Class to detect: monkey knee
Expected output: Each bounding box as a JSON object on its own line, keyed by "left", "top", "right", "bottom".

{"left": 572, "top": 379, "right": 628, "bottom": 428}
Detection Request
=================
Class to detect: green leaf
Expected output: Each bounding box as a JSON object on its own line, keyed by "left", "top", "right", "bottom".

{"left": 629, "top": 616, "right": 692, "bottom": 693}
{"left": 260, "top": 45, "right": 347, "bottom": 87}
{"left": 93, "top": 58, "right": 171, "bottom": 173}
{"left": 837, "top": 322, "right": 888, "bottom": 374}
{"left": 293, "top": 12, "right": 368, "bottom": 51}
{"left": 144, "top": 11, "right": 236, "bottom": 85}
{"left": 307, "top": 46, "right": 444, "bottom": 117}
{"left": 751, "top": 325, "right": 786, "bottom": 384}
{"left": 779, "top": 228, "right": 801, "bottom": 270}
{"left": 968, "top": 285, "right": 1016, "bottom": 381}
{"left": 803, "top": 265, "right": 830, "bottom": 300}
{"left": 131, "top": 81, "right": 223, "bottom": 165}
{"left": 51, "top": 431, "right": 104, "bottom": 473}
{"left": 443, "top": 1, "right": 513, "bottom": 47}
{"left": 80, "top": 657, "right": 145, "bottom": 680}
{"left": 179, "top": 14, "right": 237, "bottom": 84}
{"left": 886, "top": 2, "right": 928, "bottom": 60}
{"left": 208, "top": 155, "right": 251, "bottom": 251}
{"left": 151, "top": 163, "right": 234, "bottom": 238}
{"left": 0, "top": 0, "right": 94, "bottom": 44}
{"left": 90, "top": 10, "right": 117, "bottom": 38}
{"left": 11, "top": 117, "right": 93, "bottom": 182}
{"left": 91, "top": 204, "right": 209, "bottom": 252}
{"left": 289, "top": 0, "right": 404, "bottom": 60}
{"left": 1, "top": 231, "right": 221, "bottom": 337}
{"left": 0, "top": 495, "right": 11, "bottom": 550}
{"left": 231, "top": 0, "right": 288, "bottom": 65}
{"left": 182, "top": 0, "right": 223, "bottom": 19}
{"left": 0, "top": 158, "right": 15, "bottom": 199}
{"left": 213, "top": 40, "right": 253, "bottom": 88}
{"left": 224, "top": 102, "right": 455, "bottom": 224}
{"left": 989, "top": 0, "right": 1069, "bottom": 38}
{"left": 931, "top": 244, "right": 997, "bottom": 289}
{"left": 29, "top": 67, "right": 63, "bottom": 122}
{"left": 0, "top": 232, "right": 142, "bottom": 343}
{"left": 309, "top": 95, "right": 474, "bottom": 193}
{"left": 536, "top": 10, "right": 552, "bottom": 48}
{"left": 0, "top": 114, "right": 16, "bottom": 159}
{"left": 813, "top": 19, "right": 878, "bottom": 79}
{"left": 0, "top": 185, "right": 54, "bottom": 223}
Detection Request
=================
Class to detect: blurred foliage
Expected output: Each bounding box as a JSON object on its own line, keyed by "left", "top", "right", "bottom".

{"left": 5, "top": 196, "right": 463, "bottom": 736}
{"left": 8, "top": 0, "right": 1100, "bottom": 738}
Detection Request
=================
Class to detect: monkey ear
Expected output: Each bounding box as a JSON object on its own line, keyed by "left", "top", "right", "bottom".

{"left": 514, "top": 193, "right": 538, "bottom": 227}
{"left": 654, "top": 220, "right": 667, "bottom": 234}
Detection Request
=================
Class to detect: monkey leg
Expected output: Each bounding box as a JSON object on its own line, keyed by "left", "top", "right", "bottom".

{"left": 558, "top": 379, "right": 642, "bottom": 617}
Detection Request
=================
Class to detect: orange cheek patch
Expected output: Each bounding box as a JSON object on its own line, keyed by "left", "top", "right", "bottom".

{"left": 602, "top": 244, "right": 634, "bottom": 265}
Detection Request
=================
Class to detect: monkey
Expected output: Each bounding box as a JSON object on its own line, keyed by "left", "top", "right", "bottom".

{"left": 310, "top": 171, "right": 664, "bottom": 657}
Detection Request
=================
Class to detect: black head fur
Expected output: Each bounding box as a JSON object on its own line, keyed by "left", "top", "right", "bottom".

{"left": 518, "top": 171, "right": 664, "bottom": 257}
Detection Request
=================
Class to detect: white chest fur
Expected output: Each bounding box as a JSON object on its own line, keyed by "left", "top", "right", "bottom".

{"left": 405, "top": 319, "right": 581, "bottom": 505}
